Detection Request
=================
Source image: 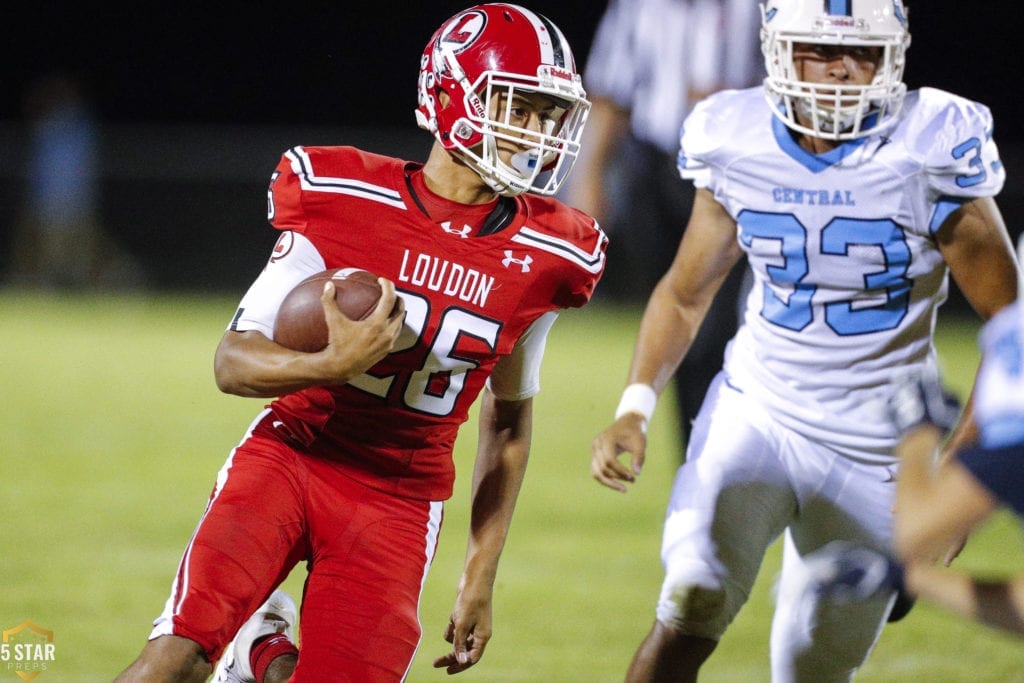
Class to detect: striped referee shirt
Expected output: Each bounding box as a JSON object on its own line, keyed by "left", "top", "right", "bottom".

{"left": 584, "top": 0, "right": 764, "bottom": 154}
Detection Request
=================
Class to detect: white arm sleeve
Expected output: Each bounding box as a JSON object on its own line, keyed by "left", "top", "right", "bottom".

{"left": 228, "top": 231, "right": 326, "bottom": 337}
{"left": 485, "top": 311, "right": 559, "bottom": 401}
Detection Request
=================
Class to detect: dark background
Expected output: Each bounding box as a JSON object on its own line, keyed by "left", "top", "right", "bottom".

{"left": 6, "top": 2, "right": 1020, "bottom": 132}
{"left": 3, "top": 2, "right": 1022, "bottom": 293}
{"left": 5, "top": 3, "right": 607, "bottom": 128}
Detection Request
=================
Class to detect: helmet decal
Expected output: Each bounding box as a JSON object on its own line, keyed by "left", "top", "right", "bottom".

{"left": 892, "top": 0, "right": 908, "bottom": 26}
{"left": 440, "top": 10, "right": 487, "bottom": 55}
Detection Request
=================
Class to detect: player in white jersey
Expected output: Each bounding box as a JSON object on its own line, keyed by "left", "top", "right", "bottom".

{"left": 591, "top": 0, "right": 1019, "bottom": 680}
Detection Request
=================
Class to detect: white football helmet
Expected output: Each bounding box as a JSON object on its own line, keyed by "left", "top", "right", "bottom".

{"left": 415, "top": 4, "right": 590, "bottom": 197}
{"left": 761, "top": 0, "right": 910, "bottom": 140}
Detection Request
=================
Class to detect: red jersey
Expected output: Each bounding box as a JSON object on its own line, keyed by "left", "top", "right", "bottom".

{"left": 263, "top": 145, "right": 606, "bottom": 500}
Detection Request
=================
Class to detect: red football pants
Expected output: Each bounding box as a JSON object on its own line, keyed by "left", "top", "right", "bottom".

{"left": 151, "top": 416, "right": 444, "bottom": 681}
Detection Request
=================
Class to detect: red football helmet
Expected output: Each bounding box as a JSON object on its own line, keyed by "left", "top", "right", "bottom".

{"left": 416, "top": 3, "right": 590, "bottom": 197}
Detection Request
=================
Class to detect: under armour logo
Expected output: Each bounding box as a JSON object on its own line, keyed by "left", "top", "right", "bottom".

{"left": 502, "top": 250, "right": 533, "bottom": 272}
{"left": 440, "top": 221, "right": 472, "bottom": 238}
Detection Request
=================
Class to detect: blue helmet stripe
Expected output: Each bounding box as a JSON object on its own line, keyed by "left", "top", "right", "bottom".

{"left": 826, "top": 0, "right": 853, "bottom": 15}
{"left": 893, "top": 1, "right": 908, "bottom": 25}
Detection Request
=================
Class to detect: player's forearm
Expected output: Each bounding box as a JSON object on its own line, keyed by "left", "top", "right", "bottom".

{"left": 628, "top": 281, "right": 705, "bottom": 394}
{"left": 462, "top": 394, "right": 532, "bottom": 586}
{"left": 462, "top": 487, "right": 523, "bottom": 591}
{"left": 894, "top": 425, "right": 961, "bottom": 560}
{"left": 628, "top": 192, "right": 740, "bottom": 394}
{"left": 213, "top": 330, "right": 359, "bottom": 397}
{"left": 972, "top": 578, "right": 1024, "bottom": 634}
{"left": 938, "top": 393, "right": 979, "bottom": 465}
{"left": 895, "top": 425, "right": 997, "bottom": 562}
{"left": 905, "top": 563, "right": 1024, "bottom": 635}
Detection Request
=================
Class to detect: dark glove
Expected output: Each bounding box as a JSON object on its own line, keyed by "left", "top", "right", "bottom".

{"left": 887, "top": 366, "right": 962, "bottom": 434}
{"left": 804, "top": 541, "right": 906, "bottom": 603}
{"left": 887, "top": 585, "right": 917, "bottom": 623}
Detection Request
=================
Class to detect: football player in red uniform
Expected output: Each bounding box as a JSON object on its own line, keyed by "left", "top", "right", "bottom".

{"left": 115, "top": 4, "right": 605, "bottom": 682}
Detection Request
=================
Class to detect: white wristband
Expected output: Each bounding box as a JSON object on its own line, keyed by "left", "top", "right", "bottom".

{"left": 615, "top": 383, "right": 657, "bottom": 424}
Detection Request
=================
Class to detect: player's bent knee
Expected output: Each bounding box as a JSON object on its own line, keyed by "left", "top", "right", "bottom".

{"left": 656, "top": 581, "right": 729, "bottom": 640}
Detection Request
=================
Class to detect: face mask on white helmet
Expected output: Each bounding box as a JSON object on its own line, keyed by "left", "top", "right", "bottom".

{"left": 760, "top": 0, "right": 910, "bottom": 141}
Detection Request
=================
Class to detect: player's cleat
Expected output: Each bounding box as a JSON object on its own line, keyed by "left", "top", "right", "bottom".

{"left": 212, "top": 590, "right": 297, "bottom": 683}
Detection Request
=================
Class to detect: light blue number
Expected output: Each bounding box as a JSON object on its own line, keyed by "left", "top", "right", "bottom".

{"left": 739, "top": 211, "right": 814, "bottom": 331}
{"left": 821, "top": 219, "right": 911, "bottom": 334}
{"left": 952, "top": 138, "right": 986, "bottom": 188}
{"left": 739, "top": 212, "right": 910, "bottom": 334}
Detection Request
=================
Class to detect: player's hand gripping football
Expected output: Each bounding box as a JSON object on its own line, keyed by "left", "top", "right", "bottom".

{"left": 591, "top": 412, "right": 648, "bottom": 492}
{"left": 319, "top": 277, "right": 405, "bottom": 382}
{"left": 433, "top": 577, "right": 492, "bottom": 675}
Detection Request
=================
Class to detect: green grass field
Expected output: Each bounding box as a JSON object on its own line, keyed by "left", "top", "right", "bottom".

{"left": 2, "top": 292, "right": 1022, "bottom": 682}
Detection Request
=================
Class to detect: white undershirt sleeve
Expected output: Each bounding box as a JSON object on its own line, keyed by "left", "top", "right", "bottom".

{"left": 228, "top": 231, "right": 326, "bottom": 338}
{"left": 486, "top": 310, "right": 559, "bottom": 401}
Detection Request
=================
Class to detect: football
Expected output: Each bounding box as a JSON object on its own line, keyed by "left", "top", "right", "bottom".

{"left": 273, "top": 268, "right": 384, "bottom": 352}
